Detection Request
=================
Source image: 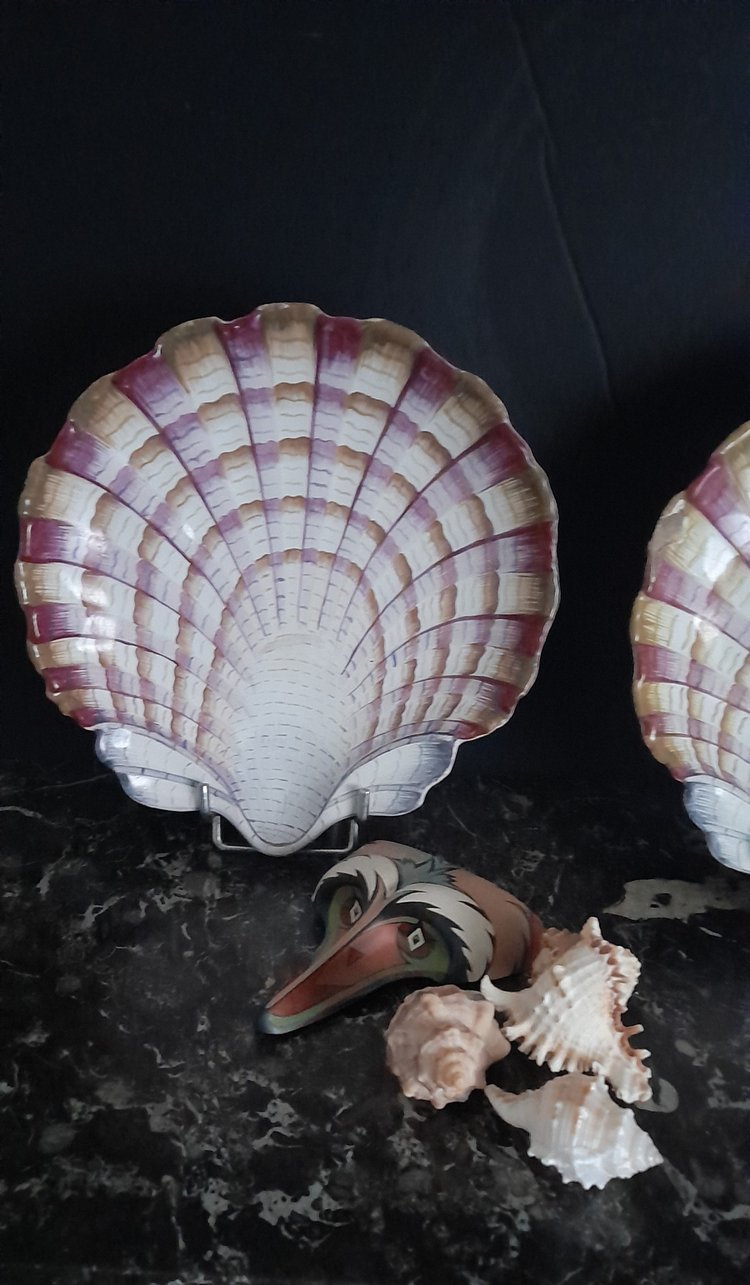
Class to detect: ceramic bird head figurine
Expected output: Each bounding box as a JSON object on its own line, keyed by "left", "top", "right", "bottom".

{"left": 259, "top": 840, "right": 542, "bottom": 1034}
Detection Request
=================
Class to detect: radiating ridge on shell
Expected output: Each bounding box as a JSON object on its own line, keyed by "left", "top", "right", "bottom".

{"left": 631, "top": 421, "right": 750, "bottom": 872}
{"left": 15, "top": 303, "right": 559, "bottom": 854}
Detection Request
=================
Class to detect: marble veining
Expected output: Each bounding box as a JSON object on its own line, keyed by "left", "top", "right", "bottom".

{"left": 0, "top": 763, "right": 748, "bottom": 1283}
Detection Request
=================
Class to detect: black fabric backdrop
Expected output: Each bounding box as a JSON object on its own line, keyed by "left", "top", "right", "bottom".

{"left": 2, "top": 0, "right": 748, "bottom": 784}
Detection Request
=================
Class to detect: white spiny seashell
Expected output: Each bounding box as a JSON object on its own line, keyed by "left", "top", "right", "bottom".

{"left": 485, "top": 1074, "right": 663, "bottom": 1189}
{"left": 481, "top": 917, "right": 651, "bottom": 1103}
{"left": 385, "top": 985, "right": 510, "bottom": 1109}
{"left": 530, "top": 919, "right": 640, "bottom": 1011}
{"left": 631, "top": 421, "right": 750, "bottom": 873}
{"left": 15, "top": 304, "right": 558, "bottom": 856}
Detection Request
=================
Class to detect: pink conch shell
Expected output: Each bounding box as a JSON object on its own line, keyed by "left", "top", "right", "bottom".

{"left": 485, "top": 1074, "right": 663, "bottom": 1189}
{"left": 385, "top": 984, "right": 510, "bottom": 1109}
{"left": 480, "top": 917, "right": 651, "bottom": 1103}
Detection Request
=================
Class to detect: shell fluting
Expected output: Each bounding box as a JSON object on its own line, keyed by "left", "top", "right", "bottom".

{"left": 631, "top": 422, "right": 750, "bottom": 872}
{"left": 485, "top": 1074, "right": 663, "bottom": 1189}
{"left": 15, "top": 304, "right": 558, "bottom": 855}
{"left": 481, "top": 917, "right": 651, "bottom": 1103}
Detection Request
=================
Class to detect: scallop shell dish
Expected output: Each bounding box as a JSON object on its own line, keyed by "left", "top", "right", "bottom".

{"left": 15, "top": 304, "right": 559, "bottom": 855}
{"left": 631, "top": 421, "right": 750, "bottom": 873}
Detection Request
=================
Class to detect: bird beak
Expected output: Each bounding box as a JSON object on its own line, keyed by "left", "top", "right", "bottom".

{"left": 258, "top": 915, "right": 421, "bottom": 1035}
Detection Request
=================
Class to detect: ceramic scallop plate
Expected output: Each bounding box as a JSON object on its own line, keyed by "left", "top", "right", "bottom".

{"left": 631, "top": 421, "right": 750, "bottom": 873}
{"left": 15, "top": 303, "right": 559, "bottom": 855}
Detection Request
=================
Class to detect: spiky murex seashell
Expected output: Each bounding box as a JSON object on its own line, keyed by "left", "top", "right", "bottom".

{"left": 15, "top": 304, "right": 558, "bottom": 856}
{"left": 631, "top": 421, "right": 750, "bottom": 873}
{"left": 485, "top": 1074, "right": 663, "bottom": 1189}
{"left": 386, "top": 985, "right": 510, "bottom": 1109}
{"left": 530, "top": 920, "right": 640, "bottom": 1012}
{"left": 480, "top": 917, "right": 651, "bottom": 1103}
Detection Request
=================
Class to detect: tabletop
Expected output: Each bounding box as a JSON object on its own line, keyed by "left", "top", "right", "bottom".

{"left": 0, "top": 764, "right": 748, "bottom": 1284}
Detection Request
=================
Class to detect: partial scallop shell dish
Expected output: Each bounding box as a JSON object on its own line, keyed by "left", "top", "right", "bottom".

{"left": 631, "top": 422, "right": 750, "bottom": 873}
{"left": 485, "top": 1074, "right": 663, "bottom": 1189}
{"left": 15, "top": 304, "right": 558, "bottom": 855}
{"left": 481, "top": 917, "right": 651, "bottom": 1103}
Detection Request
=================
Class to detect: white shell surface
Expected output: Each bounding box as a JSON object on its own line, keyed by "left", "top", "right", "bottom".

{"left": 16, "top": 304, "right": 558, "bottom": 854}
{"left": 481, "top": 917, "right": 651, "bottom": 1103}
{"left": 485, "top": 1074, "right": 663, "bottom": 1189}
{"left": 632, "top": 422, "right": 750, "bottom": 872}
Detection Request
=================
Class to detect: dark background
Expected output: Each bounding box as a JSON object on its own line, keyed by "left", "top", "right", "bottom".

{"left": 2, "top": 0, "right": 748, "bottom": 786}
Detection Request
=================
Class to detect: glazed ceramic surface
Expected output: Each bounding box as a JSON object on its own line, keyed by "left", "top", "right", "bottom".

{"left": 631, "top": 421, "right": 750, "bottom": 872}
{"left": 15, "top": 304, "right": 558, "bottom": 855}
{"left": 260, "top": 840, "right": 541, "bottom": 1031}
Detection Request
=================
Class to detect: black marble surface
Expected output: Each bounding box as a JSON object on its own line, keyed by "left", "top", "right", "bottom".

{"left": 1, "top": 763, "right": 749, "bottom": 1285}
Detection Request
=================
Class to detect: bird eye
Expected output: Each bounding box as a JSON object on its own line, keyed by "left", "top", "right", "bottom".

{"left": 397, "top": 922, "right": 432, "bottom": 960}
{"left": 338, "top": 889, "right": 363, "bottom": 928}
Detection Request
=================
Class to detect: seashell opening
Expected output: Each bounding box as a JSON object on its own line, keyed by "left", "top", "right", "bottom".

{"left": 16, "top": 303, "right": 558, "bottom": 855}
